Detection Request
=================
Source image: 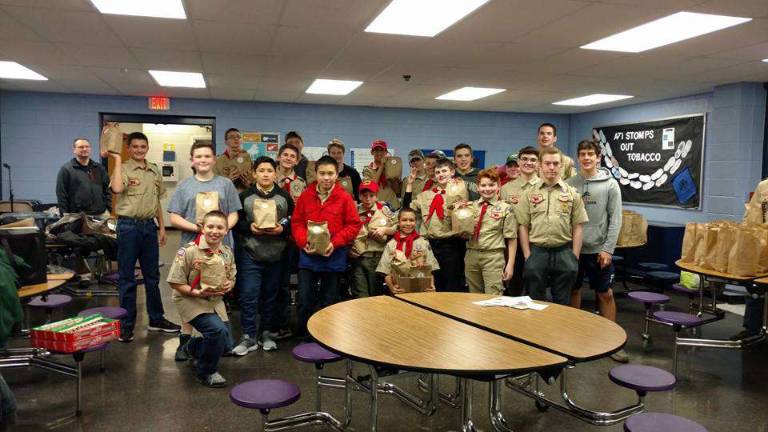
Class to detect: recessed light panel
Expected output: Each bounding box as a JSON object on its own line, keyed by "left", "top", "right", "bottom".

{"left": 90, "top": 0, "right": 187, "bottom": 19}
{"left": 0, "top": 61, "right": 47, "bottom": 80}
{"left": 365, "top": 0, "right": 490, "bottom": 37}
{"left": 436, "top": 87, "right": 505, "bottom": 101}
{"left": 306, "top": 79, "right": 363, "bottom": 95}
{"left": 553, "top": 94, "right": 633, "bottom": 106}
{"left": 149, "top": 70, "right": 206, "bottom": 88}
{"left": 581, "top": 12, "right": 751, "bottom": 53}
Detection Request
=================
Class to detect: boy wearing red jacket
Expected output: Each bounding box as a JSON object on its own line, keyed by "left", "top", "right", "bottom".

{"left": 291, "top": 155, "right": 362, "bottom": 338}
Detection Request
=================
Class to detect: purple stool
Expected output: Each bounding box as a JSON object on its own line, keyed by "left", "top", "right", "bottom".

{"left": 624, "top": 412, "right": 707, "bottom": 432}
{"left": 628, "top": 291, "right": 670, "bottom": 352}
{"left": 292, "top": 343, "right": 345, "bottom": 413}
{"left": 609, "top": 365, "right": 676, "bottom": 397}
{"left": 652, "top": 311, "right": 706, "bottom": 376}
{"left": 230, "top": 379, "right": 342, "bottom": 431}
{"left": 78, "top": 306, "right": 128, "bottom": 320}
{"left": 27, "top": 294, "right": 73, "bottom": 327}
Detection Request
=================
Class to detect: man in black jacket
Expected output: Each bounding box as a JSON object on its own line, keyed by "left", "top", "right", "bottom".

{"left": 56, "top": 138, "right": 111, "bottom": 215}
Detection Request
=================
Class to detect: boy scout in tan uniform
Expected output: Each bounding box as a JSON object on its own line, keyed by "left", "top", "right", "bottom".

{"left": 517, "top": 148, "right": 588, "bottom": 305}
{"left": 214, "top": 128, "right": 252, "bottom": 191}
{"left": 109, "top": 132, "right": 178, "bottom": 341}
{"left": 350, "top": 181, "right": 397, "bottom": 297}
{"left": 537, "top": 123, "right": 576, "bottom": 180}
{"left": 465, "top": 196, "right": 517, "bottom": 295}
{"left": 376, "top": 236, "right": 440, "bottom": 280}
{"left": 744, "top": 179, "right": 768, "bottom": 224}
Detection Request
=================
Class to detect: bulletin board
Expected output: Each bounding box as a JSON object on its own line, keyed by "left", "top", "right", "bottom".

{"left": 242, "top": 132, "right": 280, "bottom": 159}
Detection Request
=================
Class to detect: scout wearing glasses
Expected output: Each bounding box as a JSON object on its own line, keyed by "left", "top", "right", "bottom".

{"left": 214, "top": 128, "right": 253, "bottom": 192}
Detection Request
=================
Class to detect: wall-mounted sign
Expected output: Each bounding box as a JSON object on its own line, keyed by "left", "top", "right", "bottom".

{"left": 242, "top": 132, "right": 280, "bottom": 159}
{"left": 148, "top": 96, "right": 170, "bottom": 111}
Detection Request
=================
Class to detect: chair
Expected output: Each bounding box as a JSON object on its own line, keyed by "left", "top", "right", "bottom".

{"left": 230, "top": 379, "right": 343, "bottom": 431}
{"left": 76, "top": 306, "right": 126, "bottom": 372}
{"left": 26, "top": 294, "right": 73, "bottom": 327}
{"left": 627, "top": 291, "right": 670, "bottom": 352}
{"left": 624, "top": 412, "right": 707, "bottom": 432}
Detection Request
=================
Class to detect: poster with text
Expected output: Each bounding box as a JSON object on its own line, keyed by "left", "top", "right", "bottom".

{"left": 593, "top": 114, "right": 704, "bottom": 208}
{"left": 242, "top": 132, "right": 280, "bottom": 159}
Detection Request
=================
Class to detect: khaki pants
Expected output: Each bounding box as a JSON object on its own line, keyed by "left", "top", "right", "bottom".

{"left": 465, "top": 248, "right": 505, "bottom": 295}
{"left": 350, "top": 252, "right": 383, "bottom": 298}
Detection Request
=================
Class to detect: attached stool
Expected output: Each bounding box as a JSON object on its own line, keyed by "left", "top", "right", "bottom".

{"left": 230, "top": 379, "right": 343, "bottom": 431}
{"left": 292, "top": 343, "right": 346, "bottom": 412}
{"left": 76, "top": 306, "right": 127, "bottom": 372}
{"left": 637, "top": 262, "right": 670, "bottom": 272}
{"left": 651, "top": 311, "right": 706, "bottom": 376}
{"left": 47, "top": 343, "right": 109, "bottom": 415}
{"left": 612, "top": 255, "right": 630, "bottom": 292}
{"left": 647, "top": 271, "right": 679, "bottom": 292}
{"left": 26, "top": 294, "right": 73, "bottom": 327}
{"left": 624, "top": 412, "right": 707, "bottom": 432}
{"left": 609, "top": 365, "right": 676, "bottom": 396}
{"left": 628, "top": 291, "right": 670, "bottom": 352}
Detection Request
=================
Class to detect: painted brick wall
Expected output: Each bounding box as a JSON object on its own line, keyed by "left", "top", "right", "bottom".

{"left": 0, "top": 91, "right": 568, "bottom": 203}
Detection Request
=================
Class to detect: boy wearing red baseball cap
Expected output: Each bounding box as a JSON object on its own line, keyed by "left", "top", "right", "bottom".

{"left": 362, "top": 140, "right": 402, "bottom": 209}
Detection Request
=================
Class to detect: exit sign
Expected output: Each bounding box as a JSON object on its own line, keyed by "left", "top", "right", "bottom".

{"left": 148, "top": 96, "right": 170, "bottom": 111}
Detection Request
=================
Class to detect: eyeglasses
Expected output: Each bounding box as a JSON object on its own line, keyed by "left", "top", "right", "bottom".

{"left": 519, "top": 157, "right": 538, "bottom": 163}
{"left": 226, "top": 134, "right": 242, "bottom": 140}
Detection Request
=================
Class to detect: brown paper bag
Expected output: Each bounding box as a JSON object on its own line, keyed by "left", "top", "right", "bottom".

{"left": 199, "top": 255, "right": 228, "bottom": 293}
{"left": 695, "top": 226, "right": 719, "bottom": 268}
{"left": 306, "top": 220, "right": 331, "bottom": 255}
{"left": 452, "top": 206, "right": 475, "bottom": 237}
{"left": 252, "top": 198, "right": 277, "bottom": 229}
{"left": 195, "top": 192, "right": 220, "bottom": 224}
{"left": 384, "top": 156, "right": 403, "bottom": 180}
{"left": 680, "top": 223, "right": 698, "bottom": 263}
{"left": 713, "top": 226, "right": 736, "bottom": 273}
{"left": 393, "top": 263, "right": 432, "bottom": 292}
{"left": 367, "top": 207, "right": 391, "bottom": 232}
{"left": 728, "top": 227, "right": 762, "bottom": 276}
{"left": 445, "top": 179, "right": 468, "bottom": 208}
{"left": 754, "top": 225, "right": 768, "bottom": 273}
{"left": 100, "top": 122, "right": 123, "bottom": 155}
{"left": 352, "top": 225, "right": 368, "bottom": 255}
{"left": 617, "top": 210, "right": 648, "bottom": 246}
{"left": 396, "top": 276, "right": 432, "bottom": 292}
{"left": 701, "top": 226, "right": 721, "bottom": 270}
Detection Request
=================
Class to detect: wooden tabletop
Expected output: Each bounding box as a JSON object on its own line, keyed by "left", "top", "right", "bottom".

{"left": 753, "top": 276, "right": 768, "bottom": 285}
{"left": 675, "top": 260, "right": 768, "bottom": 282}
{"left": 18, "top": 278, "right": 67, "bottom": 298}
{"left": 397, "top": 292, "right": 626, "bottom": 362}
{"left": 47, "top": 272, "right": 76, "bottom": 281}
{"left": 308, "top": 296, "right": 567, "bottom": 376}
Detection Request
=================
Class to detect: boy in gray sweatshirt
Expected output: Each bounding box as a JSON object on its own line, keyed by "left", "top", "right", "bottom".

{"left": 567, "top": 139, "right": 627, "bottom": 363}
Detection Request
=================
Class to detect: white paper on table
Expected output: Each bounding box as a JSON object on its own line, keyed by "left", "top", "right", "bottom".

{"left": 472, "top": 296, "right": 548, "bottom": 310}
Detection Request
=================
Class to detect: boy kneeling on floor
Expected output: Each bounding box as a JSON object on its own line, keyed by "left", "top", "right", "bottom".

{"left": 167, "top": 210, "right": 236, "bottom": 388}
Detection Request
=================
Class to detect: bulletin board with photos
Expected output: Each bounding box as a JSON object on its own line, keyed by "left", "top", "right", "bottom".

{"left": 593, "top": 114, "right": 705, "bottom": 209}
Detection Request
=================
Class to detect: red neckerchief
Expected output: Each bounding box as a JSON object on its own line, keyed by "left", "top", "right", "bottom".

{"left": 394, "top": 231, "right": 420, "bottom": 258}
{"left": 361, "top": 202, "right": 384, "bottom": 224}
{"left": 189, "top": 232, "right": 219, "bottom": 290}
{"left": 371, "top": 162, "right": 387, "bottom": 188}
{"left": 422, "top": 178, "right": 434, "bottom": 192}
{"left": 473, "top": 201, "right": 491, "bottom": 240}
{"left": 425, "top": 188, "right": 446, "bottom": 223}
{"left": 280, "top": 173, "right": 296, "bottom": 193}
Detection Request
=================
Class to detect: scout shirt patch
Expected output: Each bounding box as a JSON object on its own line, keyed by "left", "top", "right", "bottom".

{"left": 529, "top": 194, "right": 544, "bottom": 205}
{"left": 489, "top": 204, "right": 504, "bottom": 220}
{"left": 558, "top": 193, "right": 572, "bottom": 214}
{"left": 174, "top": 248, "right": 185, "bottom": 263}
{"left": 380, "top": 205, "right": 393, "bottom": 218}
{"left": 508, "top": 194, "right": 519, "bottom": 205}
{"left": 128, "top": 177, "right": 141, "bottom": 187}
{"left": 237, "top": 156, "right": 244, "bottom": 164}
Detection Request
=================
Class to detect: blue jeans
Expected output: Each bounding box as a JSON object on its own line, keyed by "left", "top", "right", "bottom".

{"left": 297, "top": 269, "right": 340, "bottom": 337}
{"left": 187, "top": 313, "right": 229, "bottom": 377}
{"left": 237, "top": 253, "right": 284, "bottom": 338}
{"left": 117, "top": 218, "right": 165, "bottom": 331}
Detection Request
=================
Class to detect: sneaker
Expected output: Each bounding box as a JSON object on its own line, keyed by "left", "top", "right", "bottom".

{"left": 610, "top": 349, "right": 630, "bottom": 363}
{"left": 196, "top": 372, "right": 227, "bottom": 388}
{"left": 232, "top": 335, "right": 259, "bottom": 356}
{"left": 175, "top": 334, "right": 191, "bottom": 361}
{"left": 118, "top": 329, "right": 134, "bottom": 343}
{"left": 729, "top": 330, "right": 758, "bottom": 341}
{"left": 261, "top": 331, "right": 277, "bottom": 351}
{"left": 148, "top": 318, "right": 181, "bottom": 333}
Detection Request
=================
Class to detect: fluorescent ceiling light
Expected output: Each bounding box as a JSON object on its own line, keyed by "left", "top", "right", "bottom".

{"left": 149, "top": 70, "right": 206, "bottom": 88}
{"left": 306, "top": 79, "right": 363, "bottom": 95}
{"left": 365, "top": 0, "right": 490, "bottom": 37}
{"left": 436, "top": 87, "right": 505, "bottom": 101}
{"left": 90, "top": 0, "right": 186, "bottom": 19}
{"left": 763, "top": 58, "right": 768, "bottom": 63}
{"left": 553, "top": 94, "right": 633, "bottom": 106}
{"left": 581, "top": 12, "right": 751, "bottom": 53}
{"left": 0, "top": 61, "right": 47, "bottom": 80}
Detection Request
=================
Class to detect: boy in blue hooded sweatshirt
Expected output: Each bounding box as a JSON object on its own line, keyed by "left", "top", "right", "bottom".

{"left": 567, "top": 139, "right": 626, "bottom": 362}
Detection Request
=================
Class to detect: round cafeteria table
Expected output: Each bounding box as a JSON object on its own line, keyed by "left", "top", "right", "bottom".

{"left": 18, "top": 278, "right": 67, "bottom": 299}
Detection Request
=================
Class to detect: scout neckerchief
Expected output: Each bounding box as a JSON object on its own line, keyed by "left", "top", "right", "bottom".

{"left": 425, "top": 187, "right": 446, "bottom": 223}
{"left": 279, "top": 171, "right": 297, "bottom": 193}
{"left": 188, "top": 232, "right": 221, "bottom": 291}
{"left": 422, "top": 178, "right": 434, "bottom": 192}
{"left": 473, "top": 200, "right": 491, "bottom": 240}
{"left": 394, "top": 230, "right": 420, "bottom": 258}
{"left": 223, "top": 148, "right": 243, "bottom": 159}
{"left": 361, "top": 202, "right": 384, "bottom": 224}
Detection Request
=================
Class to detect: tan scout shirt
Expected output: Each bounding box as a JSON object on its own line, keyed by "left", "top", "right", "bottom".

{"left": 466, "top": 198, "right": 517, "bottom": 251}
{"left": 376, "top": 236, "right": 440, "bottom": 275}
{"left": 166, "top": 239, "right": 236, "bottom": 323}
{"left": 116, "top": 159, "right": 165, "bottom": 219}
{"left": 517, "top": 180, "right": 588, "bottom": 248}
{"left": 277, "top": 171, "right": 307, "bottom": 203}
{"left": 744, "top": 179, "right": 768, "bottom": 224}
{"left": 403, "top": 173, "right": 427, "bottom": 200}
{"left": 500, "top": 176, "right": 541, "bottom": 207}
{"left": 214, "top": 150, "right": 252, "bottom": 190}
{"left": 413, "top": 185, "right": 454, "bottom": 239}
{"left": 363, "top": 165, "right": 400, "bottom": 209}
{"left": 357, "top": 202, "right": 397, "bottom": 254}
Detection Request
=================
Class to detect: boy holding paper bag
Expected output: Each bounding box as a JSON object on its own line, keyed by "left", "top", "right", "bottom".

{"left": 377, "top": 208, "right": 439, "bottom": 294}
{"left": 363, "top": 139, "right": 402, "bottom": 209}
{"left": 167, "top": 211, "right": 236, "bottom": 388}
{"left": 291, "top": 156, "right": 362, "bottom": 339}
{"left": 232, "top": 157, "right": 293, "bottom": 355}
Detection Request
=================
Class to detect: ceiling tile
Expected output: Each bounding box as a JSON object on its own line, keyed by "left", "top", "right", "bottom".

{"left": 0, "top": 8, "right": 44, "bottom": 42}
{"left": 205, "top": 72, "right": 261, "bottom": 89}
{"left": 0, "top": 41, "right": 70, "bottom": 64}
{"left": 57, "top": 44, "right": 141, "bottom": 68}
{"left": 185, "top": 0, "right": 283, "bottom": 24}
{"left": 201, "top": 52, "right": 268, "bottom": 75}
{"left": 131, "top": 48, "right": 202, "bottom": 71}
{"left": 104, "top": 15, "right": 197, "bottom": 50}
{"left": 209, "top": 86, "right": 256, "bottom": 101}
{"left": 192, "top": 21, "right": 274, "bottom": 55}
{"left": 2, "top": 6, "right": 123, "bottom": 46}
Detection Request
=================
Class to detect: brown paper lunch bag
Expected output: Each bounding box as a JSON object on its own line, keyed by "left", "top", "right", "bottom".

{"left": 252, "top": 198, "right": 277, "bottom": 229}
{"left": 712, "top": 225, "right": 736, "bottom": 273}
{"left": 451, "top": 206, "right": 475, "bottom": 237}
{"left": 100, "top": 122, "right": 123, "bottom": 155}
{"left": 384, "top": 156, "right": 403, "bottom": 180}
{"left": 728, "top": 226, "right": 762, "bottom": 276}
{"left": 680, "top": 222, "right": 698, "bottom": 263}
{"left": 306, "top": 220, "right": 330, "bottom": 255}
{"left": 195, "top": 191, "right": 220, "bottom": 224}
{"left": 199, "top": 254, "right": 228, "bottom": 293}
